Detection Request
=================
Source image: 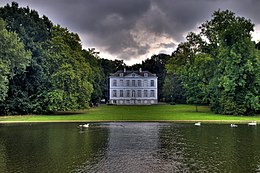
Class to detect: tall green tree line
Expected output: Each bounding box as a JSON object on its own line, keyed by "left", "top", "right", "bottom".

{"left": 0, "top": 18, "right": 31, "bottom": 103}
{"left": 0, "top": 2, "right": 104, "bottom": 115}
{"left": 2, "top": 3, "right": 259, "bottom": 116}
{"left": 165, "top": 10, "right": 260, "bottom": 115}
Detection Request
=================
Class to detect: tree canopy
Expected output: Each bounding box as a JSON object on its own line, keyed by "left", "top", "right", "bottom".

{"left": 166, "top": 10, "right": 260, "bottom": 115}
{"left": 0, "top": 2, "right": 97, "bottom": 114}
{"left": 0, "top": 2, "right": 130, "bottom": 115}
{"left": 0, "top": 18, "right": 31, "bottom": 102}
{"left": 1, "top": 2, "right": 259, "bottom": 116}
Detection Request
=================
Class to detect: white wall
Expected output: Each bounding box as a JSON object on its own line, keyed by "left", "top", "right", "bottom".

{"left": 109, "top": 73, "right": 158, "bottom": 104}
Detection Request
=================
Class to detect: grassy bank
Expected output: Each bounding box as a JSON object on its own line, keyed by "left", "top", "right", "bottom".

{"left": 0, "top": 104, "right": 260, "bottom": 123}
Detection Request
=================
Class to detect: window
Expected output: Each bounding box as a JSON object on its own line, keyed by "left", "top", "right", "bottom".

{"left": 120, "top": 90, "right": 123, "bottom": 97}
{"left": 144, "top": 73, "right": 148, "bottom": 77}
{"left": 132, "top": 90, "right": 136, "bottom": 97}
{"left": 113, "top": 90, "right": 117, "bottom": 97}
{"left": 126, "top": 90, "right": 130, "bottom": 97}
{"left": 120, "top": 80, "right": 123, "bottom": 86}
{"left": 150, "top": 80, "right": 154, "bottom": 87}
{"left": 144, "top": 80, "right": 148, "bottom": 87}
{"left": 132, "top": 80, "right": 136, "bottom": 87}
{"left": 126, "top": 80, "right": 130, "bottom": 86}
{"left": 113, "top": 80, "right": 117, "bottom": 87}
{"left": 150, "top": 90, "right": 155, "bottom": 97}
{"left": 144, "top": 90, "right": 148, "bottom": 97}
{"left": 138, "top": 80, "right": 141, "bottom": 87}
{"left": 120, "top": 73, "right": 123, "bottom": 77}
{"left": 137, "top": 90, "right": 142, "bottom": 97}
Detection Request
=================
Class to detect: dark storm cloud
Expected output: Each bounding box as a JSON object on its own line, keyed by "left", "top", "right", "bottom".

{"left": 1, "top": 0, "right": 260, "bottom": 63}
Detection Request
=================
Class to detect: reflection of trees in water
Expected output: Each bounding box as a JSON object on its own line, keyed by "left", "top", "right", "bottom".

{"left": 88, "top": 123, "right": 161, "bottom": 173}
{"left": 0, "top": 123, "right": 109, "bottom": 173}
{"left": 158, "top": 124, "right": 260, "bottom": 173}
{"left": 157, "top": 124, "right": 191, "bottom": 172}
{"left": 1, "top": 123, "right": 260, "bottom": 173}
{"left": 0, "top": 139, "right": 7, "bottom": 172}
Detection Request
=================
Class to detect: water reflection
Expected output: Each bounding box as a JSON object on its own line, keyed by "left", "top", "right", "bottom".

{"left": 83, "top": 123, "right": 161, "bottom": 172}
{"left": 158, "top": 123, "right": 260, "bottom": 172}
{"left": 0, "top": 123, "right": 259, "bottom": 173}
{"left": 0, "top": 123, "right": 109, "bottom": 173}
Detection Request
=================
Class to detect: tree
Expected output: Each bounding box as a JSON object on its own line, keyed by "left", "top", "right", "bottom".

{"left": 209, "top": 38, "right": 260, "bottom": 114}
{"left": 166, "top": 10, "right": 260, "bottom": 115}
{"left": 100, "top": 58, "right": 126, "bottom": 102}
{"left": 82, "top": 49, "right": 105, "bottom": 105}
{"left": 255, "top": 41, "right": 260, "bottom": 50}
{"left": 163, "top": 73, "right": 185, "bottom": 104}
{"left": 166, "top": 38, "right": 213, "bottom": 110}
{"left": 202, "top": 10, "right": 260, "bottom": 115}
{"left": 182, "top": 53, "right": 214, "bottom": 111}
{"left": 132, "top": 53, "right": 171, "bottom": 101}
{"left": 0, "top": 2, "right": 53, "bottom": 114}
{"left": 43, "top": 26, "right": 93, "bottom": 112}
{"left": 0, "top": 18, "right": 31, "bottom": 103}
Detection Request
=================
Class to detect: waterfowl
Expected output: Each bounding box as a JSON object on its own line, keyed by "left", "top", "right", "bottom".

{"left": 248, "top": 121, "right": 257, "bottom": 126}
{"left": 195, "top": 122, "right": 201, "bottom": 126}
{"left": 230, "top": 124, "right": 238, "bottom": 127}
{"left": 82, "top": 124, "right": 89, "bottom": 128}
{"left": 78, "top": 124, "right": 89, "bottom": 128}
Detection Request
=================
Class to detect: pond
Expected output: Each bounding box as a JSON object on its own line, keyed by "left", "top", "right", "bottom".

{"left": 0, "top": 122, "right": 259, "bottom": 173}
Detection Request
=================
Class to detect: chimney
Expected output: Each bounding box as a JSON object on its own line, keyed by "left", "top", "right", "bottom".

{"left": 139, "top": 68, "right": 142, "bottom": 72}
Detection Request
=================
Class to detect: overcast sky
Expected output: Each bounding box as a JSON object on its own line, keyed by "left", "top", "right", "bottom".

{"left": 1, "top": 0, "right": 260, "bottom": 65}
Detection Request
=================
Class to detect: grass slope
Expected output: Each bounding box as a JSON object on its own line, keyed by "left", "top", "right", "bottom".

{"left": 0, "top": 104, "right": 260, "bottom": 123}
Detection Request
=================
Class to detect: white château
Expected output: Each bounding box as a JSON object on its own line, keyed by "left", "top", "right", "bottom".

{"left": 109, "top": 68, "right": 158, "bottom": 105}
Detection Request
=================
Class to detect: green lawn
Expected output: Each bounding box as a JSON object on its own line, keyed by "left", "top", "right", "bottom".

{"left": 0, "top": 104, "right": 260, "bottom": 123}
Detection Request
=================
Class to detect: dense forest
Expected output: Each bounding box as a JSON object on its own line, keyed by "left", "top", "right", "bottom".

{"left": 0, "top": 2, "right": 259, "bottom": 115}
{"left": 166, "top": 10, "right": 260, "bottom": 115}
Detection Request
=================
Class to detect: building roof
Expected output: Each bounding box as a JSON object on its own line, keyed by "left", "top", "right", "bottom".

{"left": 110, "top": 69, "right": 157, "bottom": 77}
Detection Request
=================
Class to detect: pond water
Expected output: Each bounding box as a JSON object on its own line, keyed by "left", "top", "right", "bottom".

{"left": 0, "top": 122, "right": 259, "bottom": 173}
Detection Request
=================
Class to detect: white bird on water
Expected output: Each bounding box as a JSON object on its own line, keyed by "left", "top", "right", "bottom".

{"left": 195, "top": 122, "right": 201, "bottom": 126}
{"left": 230, "top": 124, "right": 238, "bottom": 128}
{"left": 248, "top": 121, "right": 257, "bottom": 126}
{"left": 78, "top": 123, "right": 89, "bottom": 128}
{"left": 82, "top": 124, "right": 89, "bottom": 128}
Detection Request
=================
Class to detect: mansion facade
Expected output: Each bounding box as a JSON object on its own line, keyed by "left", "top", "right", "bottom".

{"left": 109, "top": 69, "right": 158, "bottom": 105}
